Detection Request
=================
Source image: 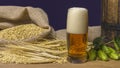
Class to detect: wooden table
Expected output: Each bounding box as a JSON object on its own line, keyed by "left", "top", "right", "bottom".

{"left": 0, "top": 60, "right": 120, "bottom": 68}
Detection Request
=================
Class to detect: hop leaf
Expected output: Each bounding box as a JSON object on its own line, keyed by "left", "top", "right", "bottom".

{"left": 93, "top": 37, "right": 104, "bottom": 50}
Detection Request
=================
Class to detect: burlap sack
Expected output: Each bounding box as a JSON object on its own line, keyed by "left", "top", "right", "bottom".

{"left": 0, "top": 6, "right": 55, "bottom": 42}
{"left": 0, "top": 6, "right": 49, "bottom": 29}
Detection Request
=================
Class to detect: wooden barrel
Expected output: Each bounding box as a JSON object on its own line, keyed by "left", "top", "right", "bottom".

{"left": 102, "top": 0, "right": 120, "bottom": 42}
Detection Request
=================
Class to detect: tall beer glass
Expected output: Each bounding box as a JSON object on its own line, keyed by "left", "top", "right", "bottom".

{"left": 66, "top": 7, "right": 88, "bottom": 63}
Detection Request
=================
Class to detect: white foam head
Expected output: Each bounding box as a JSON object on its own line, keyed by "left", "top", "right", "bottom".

{"left": 67, "top": 7, "right": 88, "bottom": 34}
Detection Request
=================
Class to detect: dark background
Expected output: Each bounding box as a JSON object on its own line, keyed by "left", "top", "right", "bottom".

{"left": 0, "top": 0, "right": 101, "bottom": 30}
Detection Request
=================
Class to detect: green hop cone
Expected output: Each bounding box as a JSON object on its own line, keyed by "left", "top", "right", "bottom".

{"left": 98, "top": 49, "right": 109, "bottom": 61}
{"left": 109, "top": 52, "right": 119, "bottom": 60}
{"left": 88, "top": 48, "right": 97, "bottom": 61}
{"left": 102, "top": 45, "right": 111, "bottom": 54}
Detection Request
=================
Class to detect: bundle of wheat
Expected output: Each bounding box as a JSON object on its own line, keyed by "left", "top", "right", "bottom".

{"left": 0, "top": 24, "right": 67, "bottom": 64}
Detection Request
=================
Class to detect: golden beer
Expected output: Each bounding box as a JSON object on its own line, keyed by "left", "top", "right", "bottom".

{"left": 67, "top": 33, "right": 87, "bottom": 63}
{"left": 66, "top": 7, "right": 88, "bottom": 63}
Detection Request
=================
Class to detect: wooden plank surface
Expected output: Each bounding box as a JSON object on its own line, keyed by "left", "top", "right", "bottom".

{"left": 0, "top": 60, "right": 120, "bottom": 68}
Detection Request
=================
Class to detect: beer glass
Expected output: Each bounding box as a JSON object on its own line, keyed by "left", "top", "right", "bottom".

{"left": 66, "top": 7, "right": 88, "bottom": 63}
